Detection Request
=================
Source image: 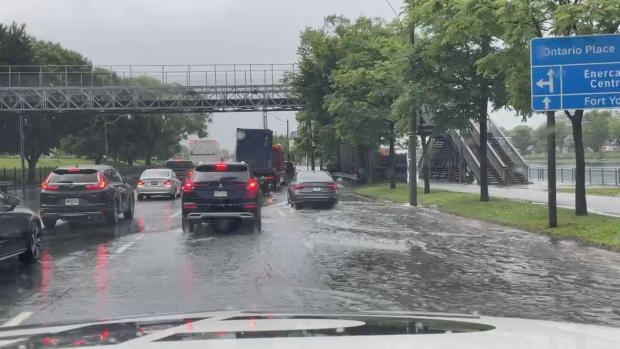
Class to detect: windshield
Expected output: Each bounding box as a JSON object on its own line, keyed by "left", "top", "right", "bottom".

{"left": 3, "top": 0, "right": 620, "bottom": 338}
{"left": 141, "top": 169, "right": 171, "bottom": 178}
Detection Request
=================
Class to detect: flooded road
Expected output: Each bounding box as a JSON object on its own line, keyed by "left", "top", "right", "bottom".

{"left": 1, "top": 187, "right": 620, "bottom": 327}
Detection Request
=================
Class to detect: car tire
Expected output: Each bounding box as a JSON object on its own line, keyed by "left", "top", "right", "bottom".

{"left": 18, "top": 221, "right": 42, "bottom": 263}
{"left": 182, "top": 219, "right": 195, "bottom": 233}
{"left": 42, "top": 218, "right": 57, "bottom": 229}
{"left": 106, "top": 200, "right": 119, "bottom": 225}
{"left": 137, "top": 194, "right": 145, "bottom": 201}
{"left": 294, "top": 202, "right": 303, "bottom": 210}
{"left": 123, "top": 195, "right": 135, "bottom": 219}
{"left": 254, "top": 216, "right": 262, "bottom": 233}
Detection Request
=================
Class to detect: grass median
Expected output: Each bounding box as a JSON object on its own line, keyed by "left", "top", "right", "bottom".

{"left": 355, "top": 183, "right": 620, "bottom": 250}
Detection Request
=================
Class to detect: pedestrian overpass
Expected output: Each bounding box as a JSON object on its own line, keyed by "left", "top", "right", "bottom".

{"left": 0, "top": 64, "right": 302, "bottom": 116}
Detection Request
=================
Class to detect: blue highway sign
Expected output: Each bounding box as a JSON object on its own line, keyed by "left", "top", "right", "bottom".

{"left": 530, "top": 34, "right": 620, "bottom": 112}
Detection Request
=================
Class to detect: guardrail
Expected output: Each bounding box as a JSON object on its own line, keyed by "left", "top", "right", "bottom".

{"left": 529, "top": 167, "right": 620, "bottom": 186}
{"left": 0, "top": 64, "right": 297, "bottom": 88}
{"left": 487, "top": 118, "right": 530, "bottom": 181}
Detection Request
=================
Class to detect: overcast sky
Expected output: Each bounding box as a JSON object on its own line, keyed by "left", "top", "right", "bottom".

{"left": 1, "top": 0, "right": 545, "bottom": 149}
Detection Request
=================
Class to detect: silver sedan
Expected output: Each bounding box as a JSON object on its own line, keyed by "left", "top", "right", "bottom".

{"left": 286, "top": 171, "right": 339, "bottom": 209}
{"left": 136, "top": 169, "right": 181, "bottom": 200}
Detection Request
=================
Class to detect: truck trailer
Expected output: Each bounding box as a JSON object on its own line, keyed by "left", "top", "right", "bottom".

{"left": 235, "top": 128, "right": 285, "bottom": 191}
{"left": 189, "top": 139, "right": 221, "bottom": 164}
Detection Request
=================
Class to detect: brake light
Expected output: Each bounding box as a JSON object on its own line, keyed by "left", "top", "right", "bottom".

{"left": 68, "top": 168, "right": 80, "bottom": 172}
{"left": 266, "top": 175, "right": 274, "bottom": 181}
{"left": 183, "top": 181, "right": 194, "bottom": 191}
{"left": 216, "top": 163, "right": 227, "bottom": 171}
{"left": 164, "top": 179, "right": 172, "bottom": 185}
{"left": 295, "top": 184, "right": 307, "bottom": 189}
{"left": 41, "top": 172, "right": 58, "bottom": 190}
{"left": 327, "top": 183, "right": 338, "bottom": 189}
{"left": 137, "top": 179, "right": 145, "bottom": 186}
{"left": 247, "top": 179, "right": 258, "bottom": 191}
{"left": 188, "top": 170, "right": 193, "bottom": 178}
{"left": 86, "top": 172, "right": 107, "bottom": 190}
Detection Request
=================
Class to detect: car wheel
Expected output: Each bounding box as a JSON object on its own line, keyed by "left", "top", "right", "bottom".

{"left": 137, "top": 194, "right": 145, "bottom": 201}
{"left": 106, "top": 200, "right": 119, "bottom": 225}
{"left": 254, "top": 216, "right": 262, "bottom": 233}
{"left": 182, "top": 219, "right": 195, "bottom": 233}
{"left": 294, "top": 202, "right": 303, "bottom": 210}
{"left": 123, "top": 195, "right": 135, "bottom": 219}
{"left": 42, "top": 218, "right": 57, "bottom": 229}
{"left": 19, "top": 221, "right": 42, "bottom": 263}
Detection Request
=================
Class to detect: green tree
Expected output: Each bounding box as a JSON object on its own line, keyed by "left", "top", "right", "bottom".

{"left": 404, "top": 0, "right": 508, "bottom": 201}
{"left": 582, "top": 110, "right": 612, "bottom": 152}
{"left": 509, "top": 125, "right": 533, "bottom": 153}
{"left": 484, "top": 0, "right": 620, "bottom": 216}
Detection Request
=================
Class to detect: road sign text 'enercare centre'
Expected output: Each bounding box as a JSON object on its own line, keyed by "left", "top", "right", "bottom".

{"left": 531, "top": 34, "right": 620, "bottom": 112}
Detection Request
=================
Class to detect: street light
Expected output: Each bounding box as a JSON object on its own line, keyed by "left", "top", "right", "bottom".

{"left": 104, "top": 114, "right": 131, "bottom": 163}
{"left": 266, "top": 112, "right": 291, "bottom": 161}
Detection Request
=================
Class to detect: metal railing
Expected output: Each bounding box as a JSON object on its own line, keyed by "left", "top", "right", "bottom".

{"left": 468, "top": 121, "right": 507, "bottom": 182}
{"left": 529, "top": 167, "right": 620, "bottom": 186}
{"left": 450, "top": 129, "right": 481, "bottom": 181}
{"left": 487, "top": 118, "right": 530, "bottom": 181}
{"left": 0, "top": 64, "right": 298, "bottom": 88}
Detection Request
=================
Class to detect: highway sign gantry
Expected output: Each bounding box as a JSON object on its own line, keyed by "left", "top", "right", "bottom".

{"left": 530, "top": 34, "right": 620, "bottom": 112}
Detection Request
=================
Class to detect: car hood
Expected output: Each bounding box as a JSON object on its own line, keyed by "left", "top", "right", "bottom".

{"left": 0, "top": 310, "right": 618, "bottom": 349}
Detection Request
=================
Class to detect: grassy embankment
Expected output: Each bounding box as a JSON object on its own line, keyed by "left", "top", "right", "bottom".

{"left": 355, "top": 183, "right": 620, "bottom": 250}
{"left": 555, "top": 187, "right": 620, "bottom": 197}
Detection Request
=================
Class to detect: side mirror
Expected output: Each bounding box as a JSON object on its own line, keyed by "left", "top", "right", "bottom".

{"left": 7, "top": 195, "right": 20, "bottom": 207}
{"left": 124, "top": 178, "right": 132, "bottom": 184}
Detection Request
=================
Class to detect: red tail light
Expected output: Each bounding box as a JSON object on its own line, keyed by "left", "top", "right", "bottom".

{"left": 266, "top": 175, "right": 274, "bottom": 181}
{"left": 183, "top": 181, "right": 194, "bottom": 191}
{"left": 188, "top": 170, "right": 194, "bottom": 178}
{"left": 247, "top": 179, "right": 258, "bottom": 191}
{"left": 86, "top": 172, "right": 107, "bottom": 190}
{"left": 41, "top": 172, "right": 58, "bottom": 190}
{"left": 326, "top": 183, "right": 338, "bottom": 189}
{"left": 164, "top": 179, "right": 172, "bottom": 185}
{"left": 68, "top": 167, "right": 80, "bottom": 172}
{"left": 294, "top": 184, "right": 307, "bottom": 189}
{"left": 137, "top": 179, "right": 145, "bottom": 186}
{"left": 216, "top": 163, "right": 227, "bottom": 171}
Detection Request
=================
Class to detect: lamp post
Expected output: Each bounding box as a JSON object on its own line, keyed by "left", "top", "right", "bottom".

{"left": 19, "top": 115, "right": 26, "bottom": 193}
{"left": 266, "top": 112, "right": 291, "bottom": 161}
{"left": 104, "top": 114, "right": 131, "bottom": 163}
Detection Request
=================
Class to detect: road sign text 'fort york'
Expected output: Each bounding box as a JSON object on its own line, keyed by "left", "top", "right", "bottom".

{"left": 530, "top": 34, "right": 620, "bottom": 112}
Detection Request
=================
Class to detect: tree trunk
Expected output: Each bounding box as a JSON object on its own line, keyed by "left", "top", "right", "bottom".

{"left": 145, "top": 149, "right": 152, "bottom": 165}
{"left": 26, "top": 154, "right": 41, "bottom": 184}
{"left": 421, "top": 135, "right": 431, "bottom": 194}
{"left": 570, "top": 110, "right": 588, "bottom": 215}
{"left": 478, "top": 118, "right": 489, "bottom": 202}
{"left": 389, "top": 122, "right": 396, "bottom": 189}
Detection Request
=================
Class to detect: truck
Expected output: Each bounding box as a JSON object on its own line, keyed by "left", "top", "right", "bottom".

{"left": 189, "top": 139, "right": 221, "bottom": 164}
{"left": 235, "top": 128, "right": 286, "bottom": 191}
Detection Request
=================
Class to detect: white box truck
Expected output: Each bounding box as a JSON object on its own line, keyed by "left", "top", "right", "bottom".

{"left": 189, "top": 140, "right": 221, "bottom": 163}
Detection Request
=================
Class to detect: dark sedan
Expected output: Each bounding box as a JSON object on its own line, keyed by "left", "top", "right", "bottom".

{"left": 0, "top": 192, "right": 42, "bottom": 264}
{"left": 286, "top": 171, "right": 339, "bottom": 210}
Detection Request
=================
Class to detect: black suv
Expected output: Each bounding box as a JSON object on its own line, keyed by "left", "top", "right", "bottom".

{"left": 0, "top": 192, "right": 42, "bottom": 264}
{"left": 181, "top": 162, "right": 261, "bottom": 233}
{"left": 39, "top": 165, "right": 135, "bottom": 227}
{"left": 164, "top": 160, "right": 195, "bottom": 181}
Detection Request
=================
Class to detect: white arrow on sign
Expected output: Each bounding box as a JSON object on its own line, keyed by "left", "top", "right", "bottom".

{"left": 536, "top": 69, "right": 555, "bottom": 93}
{"left": 542, "top": 97, "right": 551, "bottom": 109}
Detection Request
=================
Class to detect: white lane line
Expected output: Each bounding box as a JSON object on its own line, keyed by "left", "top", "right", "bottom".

{"left": 115, "top": 235, "right": 144, "bottom": 254}
{"left": 170, "top": 210, "right": 181, "bottom": 218}
{"left": 277, "top": 209, "right": 286, "bottom": 217}
{"left": 1, "top": 312, "right": 33, "bottom": 327}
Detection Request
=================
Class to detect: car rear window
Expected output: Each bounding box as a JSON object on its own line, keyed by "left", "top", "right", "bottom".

{"left": 193, "top": 164, "right": 250, "bottom": 182}
{"left": 164, "top": 160, "right": 195, "bottom": 169}
{"left": 299, "top": 172, "right": 332, "bottom": 182}
{"left": 49, "top": 169, "right": 99, "bottom": 183}
{"left": 141, "top": 169, "right": 171, "bottom": 178}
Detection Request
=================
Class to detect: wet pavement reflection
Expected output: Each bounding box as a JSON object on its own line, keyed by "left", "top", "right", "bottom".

{"left": 1, "top": 187, "right": 620, "bottom": 328}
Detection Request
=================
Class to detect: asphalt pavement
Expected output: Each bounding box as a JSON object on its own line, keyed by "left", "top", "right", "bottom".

{"left": 1, "top": 186, "right": 620, "bottom": 328}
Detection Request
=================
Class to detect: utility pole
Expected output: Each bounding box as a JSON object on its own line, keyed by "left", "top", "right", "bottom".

{"left": 310, "top": 120, "right": 316, "bottom": 171}
{"left": 19, "top": 115, "right": 26, "bottom": 194}
{"left": 408, "top": 110, "right": 418, "bottom": 206}
{"left": 286, "top": 119, "right": 290, "bottom": 161}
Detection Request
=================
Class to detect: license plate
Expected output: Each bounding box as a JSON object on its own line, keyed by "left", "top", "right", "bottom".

{"left": 312, "top": 187, "right": 321, "bottom": 192}
{"left": 65, "top": 198, "right": 79, "bottom": 205}
{"left": 151, "top": 181, "right": 159, "bottom": 186}
{"left": 214, "top": 191, "right": 227, "bottom": 197}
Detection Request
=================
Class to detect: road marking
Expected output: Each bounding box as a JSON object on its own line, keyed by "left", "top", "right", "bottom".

{"left": 1, "top": 312, "right": 33, "bottom": 327}
{"left": 170, "top": 210, "right": 181, "bottom": 218}
{"left": 115, "top": 242, "right": 136, "bottom": 254}
{"left": 277, "top": 209, "right": 286, "bottom": 217}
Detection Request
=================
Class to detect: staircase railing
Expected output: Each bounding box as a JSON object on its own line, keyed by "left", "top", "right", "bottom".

{"left": 469, "top": 120, "right": 508, "bottom": 183}
{"left": 449, "top": 129, "right": 481, "bottom": 182}
{"left": 487, "top": 118, "right": 530, "bottom": 181}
